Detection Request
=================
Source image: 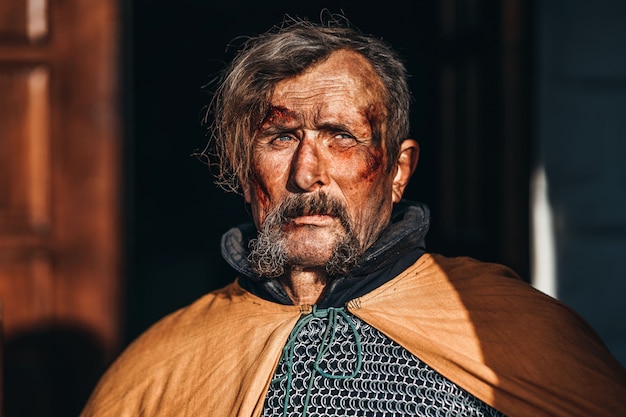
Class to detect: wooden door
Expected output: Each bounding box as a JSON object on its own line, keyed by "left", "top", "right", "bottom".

{"left": 0, "top": 0, "right": 121, "bottom": 361}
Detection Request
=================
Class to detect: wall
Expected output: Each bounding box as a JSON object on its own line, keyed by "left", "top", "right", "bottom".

{"left": 534, "top": 0, "right": 626, "bottom": 365}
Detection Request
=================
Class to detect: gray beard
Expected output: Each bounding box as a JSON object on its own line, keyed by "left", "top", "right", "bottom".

{"left": 248, "top": 193, "right": 361, "bottom": 278}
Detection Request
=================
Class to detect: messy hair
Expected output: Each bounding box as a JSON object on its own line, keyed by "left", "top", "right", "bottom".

{"left": 203, "top": 14, "right": 411, "bottom": 193}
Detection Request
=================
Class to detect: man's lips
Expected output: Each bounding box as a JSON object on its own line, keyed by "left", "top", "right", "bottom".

{"left": 289, "top": 214, "right": 336, "bottom": 226}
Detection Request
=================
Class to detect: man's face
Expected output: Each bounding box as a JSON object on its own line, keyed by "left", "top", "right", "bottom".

{"left": 243, "top": 49, "right": 401, "bottom": 276}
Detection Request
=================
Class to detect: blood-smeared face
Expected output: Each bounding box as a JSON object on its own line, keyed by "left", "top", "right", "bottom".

{"left": 243, "top": 49, "right": 400, "bottom": 277}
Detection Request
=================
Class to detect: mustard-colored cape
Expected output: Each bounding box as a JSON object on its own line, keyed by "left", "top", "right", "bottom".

{"left": 80, "top": 254, "right": 626, "bottom": 417}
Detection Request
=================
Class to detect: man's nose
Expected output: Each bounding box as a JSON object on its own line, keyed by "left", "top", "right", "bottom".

{"left": 288, "top": 137, "right": 329, "bottom": 192}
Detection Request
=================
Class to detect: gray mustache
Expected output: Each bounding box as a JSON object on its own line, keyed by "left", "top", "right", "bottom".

{"left": 277, "top": 193, "right": 351, "bottom": 230}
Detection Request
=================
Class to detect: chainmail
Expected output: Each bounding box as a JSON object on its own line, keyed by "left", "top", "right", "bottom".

{"left": 262, "top": 307, "right": 506, "bottom": 417}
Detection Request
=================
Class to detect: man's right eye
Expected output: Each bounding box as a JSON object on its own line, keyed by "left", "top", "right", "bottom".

{"left": 271, "top": 135, "right": 297, "bottom": 145}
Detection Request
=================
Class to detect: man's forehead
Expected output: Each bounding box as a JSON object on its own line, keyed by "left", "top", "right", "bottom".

{"left": 269, "top": 50, "right": 385, "bottom": 105}
{"left": 256, "top": 50, "right": 387, "bottom": 136}
{"left": 260, "top": 103, "right": 370, "bottom": 126}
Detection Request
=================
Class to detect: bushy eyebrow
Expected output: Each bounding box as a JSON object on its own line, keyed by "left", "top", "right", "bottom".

{"left": 259, "top": 106, "right": 300, "bottom": 128}
{"left": 315, "top": 122, "right": 356, "bottom": 134}
{"left": 314, "top": 108, "right": 373, "bottom": 138}
{"left": 313, "top": 105, "right": 374, "bottom": 138}
{"left": 256, "top": 124, "right": 298, "bottom": 138}
{"left": 315, "top": 122, "right": 352, "bottom": 132}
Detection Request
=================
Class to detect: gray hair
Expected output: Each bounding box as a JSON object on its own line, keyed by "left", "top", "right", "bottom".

{"left": 204, "top": 15, "right": 411, "bottom": 193}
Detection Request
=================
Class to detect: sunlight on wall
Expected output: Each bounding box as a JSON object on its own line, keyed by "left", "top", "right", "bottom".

{"left": 530, "top": 165, "right": 557, "bottom": 298}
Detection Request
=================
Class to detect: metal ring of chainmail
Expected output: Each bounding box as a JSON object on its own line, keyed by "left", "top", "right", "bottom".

{"left": 262, "top": 306, "right": 507, "bottom": 417}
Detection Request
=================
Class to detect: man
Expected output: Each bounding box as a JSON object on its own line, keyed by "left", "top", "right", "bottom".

{"left": 81, "top": 17, "right": 626, "bottom": 417}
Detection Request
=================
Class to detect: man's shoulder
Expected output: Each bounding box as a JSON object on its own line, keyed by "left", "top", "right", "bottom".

{"left": 123, "top": 279, "right": 291, "bottom": 356}
{"left": 80, "top": 279, "right": 302, "bottom": 416}
{"left": 386, "top": 252, "right": 525, "bottom": 294}
{"left": 423, "top": 252, "right": 522, "bottom": 282}
{"left": 371, "top": 252, "right": 594, "bottom": 336}
{"left": 103, "top": 281, "right": 247, "bottom": 367}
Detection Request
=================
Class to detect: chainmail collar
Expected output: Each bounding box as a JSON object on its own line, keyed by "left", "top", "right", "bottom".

{"left": 220, "top": 200, "right": 430, "bottom": 306}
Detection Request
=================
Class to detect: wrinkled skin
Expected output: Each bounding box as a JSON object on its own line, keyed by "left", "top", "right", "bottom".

{"left": 242, "top": 49, "right": 419, "bottom": 304}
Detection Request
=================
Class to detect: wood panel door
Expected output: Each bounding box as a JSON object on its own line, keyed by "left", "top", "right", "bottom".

{"left": 0, "top": 0, "right": 121, "bottom": 360}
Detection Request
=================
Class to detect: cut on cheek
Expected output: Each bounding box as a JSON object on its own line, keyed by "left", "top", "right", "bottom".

{"left": 359, "top": 147, "right": 384, "bottom": 182}
{"left": 247, "top": 166, "right": 271, "bottom": 208}
{"left": 363, "top": 103, "right": 386, "bottom": 146}
{"left": 328, "top": 144, "right": 385, "bottom": 184}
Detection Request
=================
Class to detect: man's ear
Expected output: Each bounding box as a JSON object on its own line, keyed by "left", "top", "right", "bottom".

{"left": 392, "top": 139, "right": 419, "bottom": 203}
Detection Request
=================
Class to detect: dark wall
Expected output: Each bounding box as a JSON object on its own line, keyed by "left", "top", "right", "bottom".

{"left": 124, "top": 1, "right": 440, "bottom": 344}
{"left": 535, "top": 0, "right": 626, "bottom": 365}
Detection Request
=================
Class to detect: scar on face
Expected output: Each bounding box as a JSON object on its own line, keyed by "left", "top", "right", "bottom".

{"left": 258, "top": 106, "right": 299, "bottom": 130}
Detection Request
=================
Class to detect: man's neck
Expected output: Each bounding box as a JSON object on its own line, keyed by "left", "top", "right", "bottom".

{"left": 279, "top": 268, "right": 329, "bottom": 305}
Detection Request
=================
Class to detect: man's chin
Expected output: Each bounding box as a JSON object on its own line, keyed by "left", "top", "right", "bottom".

{"left": 284, "top": 242, "right": 337, "bottom": 269}
{"left": 283, "top": 230, "right": 360, "bottom": 276}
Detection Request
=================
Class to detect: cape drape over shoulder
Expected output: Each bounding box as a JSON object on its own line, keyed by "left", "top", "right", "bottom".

{"left": 80, "top": 254, "right": 626, "bottom": 417}
{"left": 350, "top": 254, "right": 626, "bottom": 417}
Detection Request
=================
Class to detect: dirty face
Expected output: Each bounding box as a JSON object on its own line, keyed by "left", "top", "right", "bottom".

{"left": 243, "top": 49, "right": 401, "bottom": 275}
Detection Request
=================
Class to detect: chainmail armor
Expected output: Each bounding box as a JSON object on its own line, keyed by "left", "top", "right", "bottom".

{"left": 262, "top": 307, "right": 506, "bottom": 417}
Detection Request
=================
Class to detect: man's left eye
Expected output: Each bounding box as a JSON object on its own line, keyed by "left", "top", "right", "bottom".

{"left": 332, "top": 133, "right": 359, "bottom": 146}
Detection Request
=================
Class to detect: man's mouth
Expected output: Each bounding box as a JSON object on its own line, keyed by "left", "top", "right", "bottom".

{"left": 289, "top": 214, "right": 336, "bottom": 226}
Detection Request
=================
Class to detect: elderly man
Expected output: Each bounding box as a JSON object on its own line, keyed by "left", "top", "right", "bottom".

{"left": 81, "top": 17, "right": 626, "bottom": 417}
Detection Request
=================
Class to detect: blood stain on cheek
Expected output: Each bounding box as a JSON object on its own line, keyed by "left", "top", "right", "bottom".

{"left": 336, "top": 146, "right": 383, "bottom": 183}
{"left": 357, "top": 104, "right": 386, "bottom": 182}
{"left": 332, "top": 138, "right": 383, "bottom": 183}
{"left": 360, "top": 148, "right": 383, "bottom": 182}
{"left": 248, "top": 165, "right": 271, "bottom": 209}
{"left": 363, "top": 103, "right": 385, "bottom": 147}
